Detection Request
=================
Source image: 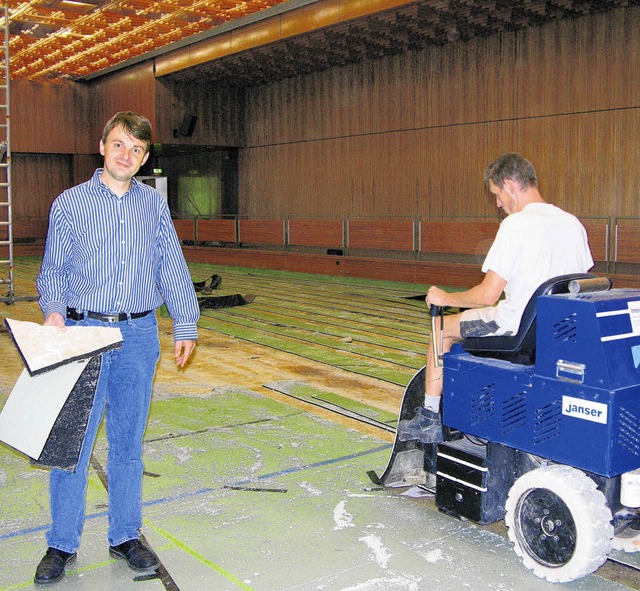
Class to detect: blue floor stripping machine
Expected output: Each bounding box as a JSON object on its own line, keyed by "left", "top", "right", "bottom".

{"left": 381, "top": 274, "right": 640, "bottom": 582}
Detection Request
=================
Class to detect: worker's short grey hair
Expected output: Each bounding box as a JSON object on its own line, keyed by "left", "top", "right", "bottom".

{"left": 483, "top": 153, "right": 538, "bottom": 190}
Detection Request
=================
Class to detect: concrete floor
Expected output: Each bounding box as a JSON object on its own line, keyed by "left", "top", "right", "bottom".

{"left": 1, "top": 259, "right": 639, "bottom": 590}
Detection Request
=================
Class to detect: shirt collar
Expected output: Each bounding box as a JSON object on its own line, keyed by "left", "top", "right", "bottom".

{"left": 91, "top": 168, "right": 143, "bottom": 199}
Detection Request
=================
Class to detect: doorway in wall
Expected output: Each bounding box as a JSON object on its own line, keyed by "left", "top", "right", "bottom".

{"left": 150, "top": 145, "right": 238, "bottom": 218}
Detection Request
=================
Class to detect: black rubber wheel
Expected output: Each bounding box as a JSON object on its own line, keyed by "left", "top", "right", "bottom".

{"left": 515, "top": 487, "right": 576, "bottom": 567}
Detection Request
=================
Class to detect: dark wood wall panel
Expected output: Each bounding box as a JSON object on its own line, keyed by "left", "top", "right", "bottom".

{"left": 173, "top": 219, "right": 196, "bottom": 242}
{"left": 197, "top": 219, "right": 237, "bottom": 243}
{"left": 288, "top": 219, "right": 343, "bottom": 248}
{"left": 583, "top": 220, "right": 609, "bottom": 264}
{"left": 154, "top": 78, "right": 244, "bottom": 146}
{"left": 348, "top": 220, "right": 414, "bottom": 251}
{"left": 245, "top": 52, "right": 415, "bottom": 146}
{"left": 240, "top": 130, "right": 417, "bottom": 217}
{"left": 421, "top": 221, "right": 499, "bottom": 256}
{"left": 615, "top": 227, "right": 640, "bottom": 264}
{"left": 418, "top": 10, "right": 638, "bottom": 126}
{"left": 240, "top": 7, "right": 640, "bottom": 223}
{"left": 87, "top": 62, "right": 157, "bottom": 143}
{"left": 11, "top": 81, "right": 89, "bottom": 153}
{"left": 11, "top": 153, "right": 73, "bottom": 220}
{"left": 413, "top": 109, "right": 640, "bottom": 219}
{"left": 238, "top": 219, "right": 285, "bottom": 245}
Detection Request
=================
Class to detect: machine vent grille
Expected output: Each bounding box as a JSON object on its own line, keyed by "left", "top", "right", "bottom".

{"left": 619, "top": 407, "right": 640, "bottom": 456}
{"left": 552, "top": 313, "right": 579, "bottom": 342}
{"left": 502, "top": 392, "right": 528, "bottom": 434}
{"left": 533, "top": 399, "right": 562, "bottom": 444}
{"left": 470, "top": 383, "right": 495, "bottom": 425}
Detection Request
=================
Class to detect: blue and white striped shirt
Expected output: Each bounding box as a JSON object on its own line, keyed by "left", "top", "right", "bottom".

{"left": 37, "top": 169, "right": 200, "bottom": 341}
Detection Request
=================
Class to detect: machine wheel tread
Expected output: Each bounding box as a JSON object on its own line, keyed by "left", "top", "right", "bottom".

{"left": 505, "top": 464, "right": 613, "bottom": 583}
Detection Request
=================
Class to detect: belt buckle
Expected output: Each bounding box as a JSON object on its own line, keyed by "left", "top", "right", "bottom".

{"left": 103, "top": 313, "right": 120, "bottom": 323}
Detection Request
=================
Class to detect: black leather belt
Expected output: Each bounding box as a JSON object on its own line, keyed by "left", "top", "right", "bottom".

{"left": 66, "top": 308, "right": 152, "bottom": 323}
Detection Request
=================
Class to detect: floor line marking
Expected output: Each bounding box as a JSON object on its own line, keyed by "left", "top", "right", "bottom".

{"left": 145, "top": 521, "right": 256, "bottom": 591}
{"left": 87, "top": 455, "right": 182, "bottom": 591}
{"left": 0, "top": 444, "right": 391, "bottom": 541}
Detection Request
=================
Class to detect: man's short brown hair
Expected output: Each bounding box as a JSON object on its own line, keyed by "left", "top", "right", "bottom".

{"left": 101, "top": 112, "right": 152, "bottom": 154}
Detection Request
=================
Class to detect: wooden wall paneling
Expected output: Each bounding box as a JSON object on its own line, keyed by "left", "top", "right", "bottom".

{"left": 245, "top": 51, "right": 415, "bottom": 146}
{"left": 173, "top": 218, "right": 196, "bottom": 242}
{"left": 72, "top": 154, "right": 102, "bottom": 187}
{"left": 288, "top": 219, "right": 343, "bottom": 247}
{"left": 581, "top": 218, "right": 610, "bottom": 264}
{"left": 238, "top": 218, "right": 285, "bottom": 245}
{"left": 11, "top": 81, "right": 88, "bottom": 153}
{"left": 417, "top": 8, "right": 639, "bottom": 130}
{"left": 87, "top": 62, "right": 157, "bottom": 141}
{"left": 514, "top": 20, "right": 579, "bottom": 117}
{"left": 614, "top": 220, "right": 640, "bottom": 265}
{"left": 373, "top": 53, "right": 416, "bottom": 133}
{"left": 11, "top": 153, "right": 74, "bottom": 227}
{"left": 411, "top": 8, "right": 639, "bottom": 220}
{"left": 414, "top": 107, "right": 640, "bottom": 223}
{"left": 239, "top": 140, "right": 331, "bottom": 217}
{"left": 347, "top": 219, "right": 414, "bottom": 251}
{"left": 245, "top": 83, "right": 274, "bottom": 146}
{"left": 155, "top": 78, "right": 244, "bottom": 146}
{"left": 606, "top": 109, "right": 640, "bottom": 219}
{"left": 609, "top": 7, "right": 640, "bottom": 108}
{"left": 504, "top": 111, "right": 640, "bottom": 219}
{"left": 11, "top": 219, "right": 48, "bottom": 242}
{"left": 417, "top": 33, "right": 516, "bottom": 128}
{"left": 420, "top": 220, "right": 499, "bottom": 257}
{"left": 240, "top": 129, "right": 418, "bottom": 217}
{"left": 414, "top": 125, "right": 500, "bottom": 218}
{"left": 514, "top": 9, "right": 640, "bottom": 118}
{"left": 197, "top": 219, "right": 237, "bottom": 243}
{"left": 182, "top": 244, "right": 640, "bottom": 289}
{"left": 239, "top": 144, "right": 280, "bottom": 216}
{"left": 346, "top": 132, "right": 417, "bottom": 216}
{"left": 297, "top": 74, "right": 318, "bottom": 143}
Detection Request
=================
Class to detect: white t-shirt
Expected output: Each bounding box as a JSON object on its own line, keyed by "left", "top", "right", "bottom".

{"left": 481, "top": 202, "right": 594, "bottom": 333}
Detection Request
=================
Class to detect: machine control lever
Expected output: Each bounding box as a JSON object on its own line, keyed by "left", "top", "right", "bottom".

{"left": 430, "top": 304, "right": 445, "bottom": 368}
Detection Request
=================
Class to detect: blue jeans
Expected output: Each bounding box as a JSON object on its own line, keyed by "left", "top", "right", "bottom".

{"left": 46, "top": 312, "right": 160, "bottom": 553}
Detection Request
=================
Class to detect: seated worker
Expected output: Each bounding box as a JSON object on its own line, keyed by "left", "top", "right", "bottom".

{"left": 398, "top": 152, "right": 594, "bottom": 443}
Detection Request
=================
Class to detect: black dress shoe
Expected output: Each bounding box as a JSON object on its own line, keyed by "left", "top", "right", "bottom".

{"left": 109, "top": 539, "right": 159, "bottom": 571}
{"left": 34, "top": 547, "right": 77, "bottom": 585}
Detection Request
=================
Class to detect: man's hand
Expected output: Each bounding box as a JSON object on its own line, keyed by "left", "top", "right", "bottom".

{"left": 425, "top": 271, "right": 507, "bottom": 310}
{"left": 174, "top": 340, "right": 196, "bottom": 367}
{"left": 43, "top": 312, "right": 66, "bottom": 328}
{"left": 426, "top": 286, "right": 449, "bottom": 308}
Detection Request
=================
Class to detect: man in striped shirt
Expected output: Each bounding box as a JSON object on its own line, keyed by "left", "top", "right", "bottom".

{"left": 34, "top": 112, "right": 200, "bottom": 584}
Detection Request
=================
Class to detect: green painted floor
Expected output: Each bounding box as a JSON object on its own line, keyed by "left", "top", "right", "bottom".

{"left": 2, "top": 388, "right": 636, "bottom": 591}
{"left": 1, "top": 259, "right": 639, "bottom": 590}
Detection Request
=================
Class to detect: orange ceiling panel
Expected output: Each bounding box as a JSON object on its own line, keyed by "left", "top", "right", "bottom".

{"left": 4, "top": 0, "right": 290, "bottom": 81}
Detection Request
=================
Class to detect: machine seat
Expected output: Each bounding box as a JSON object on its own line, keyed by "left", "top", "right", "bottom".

{"left": 461, "top": 273, "right": 597, "bottom": 365}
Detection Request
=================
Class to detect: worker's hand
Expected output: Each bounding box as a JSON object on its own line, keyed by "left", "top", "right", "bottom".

{"left": 426, "top": 286, "right": 448, "bottom": 308}
{"left": 43, "top": 312, "right": 66, "bottom": 328}
{"left": 175, "top": 339, "right": 196, "bottom": 367}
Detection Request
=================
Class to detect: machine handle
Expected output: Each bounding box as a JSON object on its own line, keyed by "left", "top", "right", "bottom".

{"left": 429, "top": 304, "right": 443, "bottom": 318}
{"left": 429, "top": 304, "right": 445, "bottom": 368}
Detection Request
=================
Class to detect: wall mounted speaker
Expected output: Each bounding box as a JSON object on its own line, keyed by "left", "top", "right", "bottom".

{"left": 173, "top": 114, "right": 198, "bottom": 138}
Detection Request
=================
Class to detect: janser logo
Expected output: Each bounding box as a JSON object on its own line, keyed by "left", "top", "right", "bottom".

{"left": 562, "top": 396, "right": 608, "bottom": 425}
